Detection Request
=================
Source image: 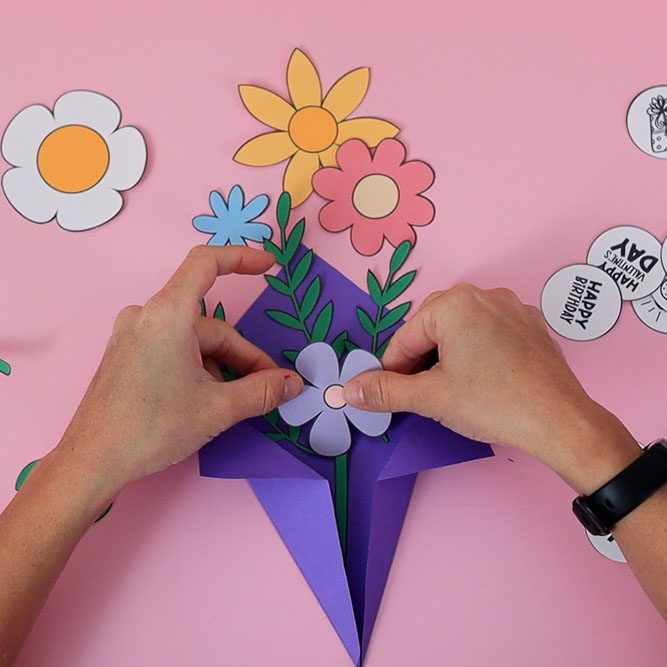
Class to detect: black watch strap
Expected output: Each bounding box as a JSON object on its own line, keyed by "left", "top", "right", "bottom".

{"left": 572, "top": 440, "right": 667, "bottom": 536}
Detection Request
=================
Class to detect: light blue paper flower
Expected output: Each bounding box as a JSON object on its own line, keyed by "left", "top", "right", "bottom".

{"left": 192, "top": 185, "right": 272, "bottom": 246}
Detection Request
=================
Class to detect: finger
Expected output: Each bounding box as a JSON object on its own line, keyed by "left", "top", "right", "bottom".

{"left": 205, "top": 369, "right": 303, "bottom": 430}
{"left": 157, "top": 245, "right": 274, "bottom": 313}
{"left": 343, "top": 368, "right": 442, "bottom": 417}
{"left": 380, "top": 300, "right": 441, "bottom": 373}
{"left": 203, "top": 356, "right": 224, "bottom": 381}
{"left": 196, "top": 316, "right": 276, "bottom": 375}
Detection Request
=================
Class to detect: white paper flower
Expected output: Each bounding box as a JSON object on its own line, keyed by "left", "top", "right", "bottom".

{"left": 1, "top": 90, "right": 147, "bottom": 231}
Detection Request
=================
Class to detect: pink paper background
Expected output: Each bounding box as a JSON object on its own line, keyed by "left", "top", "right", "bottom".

{"left": 1, "top": 1, "right": 665, "bottom": 664}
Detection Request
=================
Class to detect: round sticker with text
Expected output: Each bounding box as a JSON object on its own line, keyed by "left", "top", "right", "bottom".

{"left": 541, "top": 264, "right": 622, "bottom": 341}
{"left": 587, "top": 226, "right": 665, "bottom": 301}
{"left": 627, "top": 85, "right": 667, "bottom": 158}
{"left": 632, "top": 278, "right": 667, "bottom": 333}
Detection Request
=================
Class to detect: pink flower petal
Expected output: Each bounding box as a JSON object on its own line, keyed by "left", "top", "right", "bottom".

{"left": 398, "top": 159, "right": 435, "bottom": 195}
{"left": 350, "top": 220, "right": 385, "bottom": 256}
{"left": 335, "top": 138, "right": 372, "bottom": 172}
{"left": 319, "top": 200, "right": 354, "bottom": 233}
{"left": 372, "top": 138, "right": 406, "bottom": 170}
{"left": 404, "top": 195, "right": 435, "bottom": 227}
{"left": 384, "top": 221, "right": 417, "bottom": 249}
{"left": 312, "top": 165, "right": 345, "bottom": 201}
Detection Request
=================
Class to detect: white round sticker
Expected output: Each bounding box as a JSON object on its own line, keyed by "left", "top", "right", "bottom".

{"left": 627, "top": 85, "right": 667, "bottom": 158}
{"left": 586, "top": 226, "right": 665, "bottom": 300}
{"left": 541, "top": 264, "right": 622, "bottom": 341}
{"left": 632, "top": 278, "right": 667, "bottom": 333}
{"left": 586, "top": 530, "right": 627, "bottom": 563}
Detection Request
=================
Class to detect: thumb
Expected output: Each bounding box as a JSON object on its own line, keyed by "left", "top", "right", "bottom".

{"left": 207, "top": 369, "right": 303, "bottom": 429}
{"left": 343, "top": 369, "right": 441, "bottom": 418}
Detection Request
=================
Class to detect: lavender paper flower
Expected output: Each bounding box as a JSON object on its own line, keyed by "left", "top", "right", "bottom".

{"left": 279, "top": 342, "right": 391, "bottom": 456}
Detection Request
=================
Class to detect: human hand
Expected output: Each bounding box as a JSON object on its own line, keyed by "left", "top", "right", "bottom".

{"left": 54, "top": 245, "right": 303, "bottom": 497}
{"left": 343, "top": 284, "right": 640, "bottom": 493}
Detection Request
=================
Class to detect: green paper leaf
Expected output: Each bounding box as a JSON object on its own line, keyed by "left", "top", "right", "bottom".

{"left": 276, "top": 192, "right": 291, "bottom": 229}
{"left": 311, "top": 301, "right": 333, "bottom": 341}
{"left": 385, "top": 270, "right": 416, "bottom": 303}
{"left": 213, "top": 302, "right": 226, "bottom": 321}
{"left": 356, "top": 306, "right": 376, "bottom": 335}
{"left": 263, "top": 239, "right": 284, "bottom": 263}
{"left": 0, "top": 358, "right": 11, "bottom": 376}
{"left": 375, "top": 336, "right": 391, "bottom": 358}
{"left": 378, "top": 301, "right": 411, "bottom": 331}
{"left": 199, "top": 298, "right": 207, "bottom": 317}
{"left": 288, "top": 425, "right": 301, "bottom": 442}
{"left": 291, "top": 249, "right": 313, "bottom": 289}
{"left": 389, "top": 240, "right": 413, "bottom": 275}
{"left": 265, "top": 409, "right": 280, "bottom": 426}
{"left": 265, "top": 274, "right": 291, "bottom": 295}
{"left": 330, "top": 331, "right": 348, "bottom": 358}
{"left": 285, "top": 218, "right": 305, "bottom": 261}
{"left": 266, "top": 432, "right": 285, "bottom": 443}
{"left": 344, "top": 339, "right": 360, "bottom": 351}
{"left": 282, "top": 349, "right": 299, "bottom": 363}
{"left": 366, "top": 270, "right": 383, "bottom": 305}
{"left": 300, "top": 276, "right": 321, "bottom": 319}
{"left": 266, "top": 309, "right": 303, "bottom": 330}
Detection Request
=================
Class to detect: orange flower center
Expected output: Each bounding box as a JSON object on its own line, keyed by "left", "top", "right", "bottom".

{"left": 288, "top": 106, "right": 338, "bottom": 153}
{"left": 37, "top": 125, "right": 109, "bottom": 193}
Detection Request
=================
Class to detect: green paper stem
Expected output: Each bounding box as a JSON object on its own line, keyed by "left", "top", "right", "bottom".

{"left": 0, "top": 358, "right": 10, "bottom": 376}
{"left": 334, "top": 453, "right": 348, "bottom": 556}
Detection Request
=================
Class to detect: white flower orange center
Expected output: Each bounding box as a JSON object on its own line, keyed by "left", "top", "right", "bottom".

{"left": 352, "top": 174, "right": 399, "bottom": 219}
{"left": 37, "top": 125, "right": 109, "bottom": 193}
{"left": 288, "top": 106, "right": 338, "bottom": 153}
{"left": 323, "top": 383, "right": 346, "bottom": 409}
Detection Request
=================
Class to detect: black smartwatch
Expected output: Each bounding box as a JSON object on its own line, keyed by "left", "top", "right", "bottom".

{"left": 572, "top": 439, "right": 667, "bottom": 536}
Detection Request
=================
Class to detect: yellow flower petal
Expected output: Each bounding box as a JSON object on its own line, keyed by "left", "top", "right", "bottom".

{"left": 336, "top": 117, "right": 400, "bottom": 146}
{"left": 234, "top": 131, "right": 298, "bottom": 166}
{"left": 319, "top": 144, "right": 338, "bottom": 167}
{"left": 283, "top": 150, "right": 320, "bottom": 206}
{"left": 322, "top": 67, "right": 370, "bottom": 121}
{"left": 238, "top": 85, "right": 295, "bottom": 130}
{"left": 287, "top": 49, "right": 322, "bottom": 109}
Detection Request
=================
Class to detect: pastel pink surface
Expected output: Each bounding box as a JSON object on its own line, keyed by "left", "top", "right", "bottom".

{"left": 0, "top": 2, "right": 665, "bottom": 666}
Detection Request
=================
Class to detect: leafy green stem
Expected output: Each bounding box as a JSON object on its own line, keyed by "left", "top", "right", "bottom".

{"left": 334, "top": 453, "right": 348, "bottom": 556}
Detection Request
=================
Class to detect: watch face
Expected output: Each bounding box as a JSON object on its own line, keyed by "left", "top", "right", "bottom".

{"left": 572, "top": 498, "right": 609, "bottom": 536}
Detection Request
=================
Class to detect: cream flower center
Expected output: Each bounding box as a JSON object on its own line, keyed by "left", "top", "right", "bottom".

{"left": 352, "top": 174, "right": 399, "bottom": 219}
{"left": 288, "top": 106, "right": 338, "bottom": 153}
{"left": 323, "top": 384, "right": 346, "bottom": 409}
{"left": 37, "top": 125, "right": 109, "bottom": 193}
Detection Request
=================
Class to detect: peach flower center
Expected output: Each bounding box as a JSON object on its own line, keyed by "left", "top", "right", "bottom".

{"left": 323, "top": 384, "right": 346, "bottom": 409}
{"left": 37, "top": 125, "right": 109, "bottom": 193}
{"left": 288, "top": 106, "right": 338, "bottom": 153}
{"left": 352, "top": 174, "right": 399, "bottom": 219}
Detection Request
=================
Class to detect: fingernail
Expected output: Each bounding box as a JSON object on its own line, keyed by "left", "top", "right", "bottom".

{"left": 343, "top": 381, "right": 363, "bottom": 406}
{"left": 283, "top": 374, "right": 303, "bottom": 400}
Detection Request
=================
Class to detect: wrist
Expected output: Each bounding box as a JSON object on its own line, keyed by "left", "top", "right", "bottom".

{"left": 540, "top": 400, "right": 642, "bottom": 495}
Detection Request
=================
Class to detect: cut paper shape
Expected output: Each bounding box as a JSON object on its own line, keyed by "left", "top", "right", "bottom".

{"left": 14, "top": 459, "right": 113, "bottom": 522}
{"left": 0, "top": 358, "right": 10, "bottom": 376}
{"left": 199, "top": 248, "right": 493, "bottom": 665}
{"left": 541, "top": 263, "right": 622, "bottom": 341}
{"left": 312, "top": 138, "right": 435, "bottom": 256}
{"left": 586, "top": 530, "right": 627, "bottom": 563}
{"left": 632, "top": 278, "right": 667, "bottom": 333}
{"left": 192, "top": 185, "right": 272, "bottom": 246}
{"left": 1, "top": 90, "right": 146, "bottom": 231}
{"left": 233, "top": 48, "right": 399, "bottom": 207}
{"left": 279, "top": 342, "right": 391, "bottom": 457}
{"left": 626, "top": 85, "right": 667, "bottom": 158}
{"left": 586, "top": 225, "right": 665, "bottom": 300}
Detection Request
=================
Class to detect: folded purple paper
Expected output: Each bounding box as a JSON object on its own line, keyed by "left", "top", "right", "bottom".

{"left": 199, "top": 248, "right": 493, "bottom": 665}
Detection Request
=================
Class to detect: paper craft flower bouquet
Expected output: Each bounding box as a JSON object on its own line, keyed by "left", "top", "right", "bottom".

{"left": 195, "top": 48, "right": 495, "bottom": 666}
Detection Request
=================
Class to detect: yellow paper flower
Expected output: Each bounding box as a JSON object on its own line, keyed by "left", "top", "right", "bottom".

{"left": 233, "top": 49, "right": 400, "bottom": 207}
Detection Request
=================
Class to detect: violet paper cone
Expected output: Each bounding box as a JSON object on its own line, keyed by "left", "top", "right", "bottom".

{"left": 199, "top": 248, "right": 494, "bottom": 665}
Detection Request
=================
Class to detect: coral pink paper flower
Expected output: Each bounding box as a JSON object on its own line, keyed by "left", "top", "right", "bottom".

{"left": 312, "top": 138, "right": 435, "bottom": 256}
